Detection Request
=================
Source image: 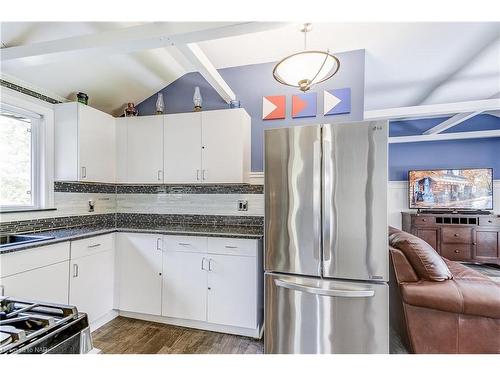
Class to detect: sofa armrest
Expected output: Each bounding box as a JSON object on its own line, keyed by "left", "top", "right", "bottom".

{"left": 390, "top": 247, "right": 419, "bottom": 283}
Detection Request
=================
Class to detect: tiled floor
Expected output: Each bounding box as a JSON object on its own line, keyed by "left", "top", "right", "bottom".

{"left": 92, "top": 316, "right": 263, "bottom": 354}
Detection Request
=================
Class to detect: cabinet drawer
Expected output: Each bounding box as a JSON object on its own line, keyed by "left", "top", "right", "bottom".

{"left": 441, "top": 244, "right": 472, "bottom": 261}
{"left": 71, "top": 233, "right": 114, "bottom": 259}
{"left": 164, "top": 235, "right": 207, "bottom": 253}
{"left": 412, "top": 216, "right": 435, "bottom": 225}
{"left": 0, "top": 242, "right": 70, "bottom": 278}
{"left": 479, "top": 217, "right": 500, "bottom": 227}
{"left": 207, "top": 237, "right": 258, "bottom": 257}
{"left": 441, "top": 227, "right": 473, "bottom": 244}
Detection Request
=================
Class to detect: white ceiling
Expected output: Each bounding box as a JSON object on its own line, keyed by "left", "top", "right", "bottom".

{"left": 1, "top": 22, "right": 499, "bottom": 115}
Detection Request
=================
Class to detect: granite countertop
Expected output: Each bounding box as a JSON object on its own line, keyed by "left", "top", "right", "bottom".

{"left": 0, "top": 224, "right": 263, "bottom": 254}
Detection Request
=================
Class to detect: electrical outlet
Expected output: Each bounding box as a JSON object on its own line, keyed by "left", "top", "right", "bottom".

{"left": 238, "top": 200, "right": 248, "bottom": 211}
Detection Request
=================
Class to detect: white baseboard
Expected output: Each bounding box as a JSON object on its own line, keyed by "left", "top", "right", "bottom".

{"left": 90, "top": 309, "right": 119, "bottom": 332}
{"left": 118, "top": 310, "right": 262, "bottom": 339}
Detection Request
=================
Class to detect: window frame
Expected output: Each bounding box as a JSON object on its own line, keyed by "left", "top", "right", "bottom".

{"left": 0, "top": 103, "right": 43, "bottom": 212}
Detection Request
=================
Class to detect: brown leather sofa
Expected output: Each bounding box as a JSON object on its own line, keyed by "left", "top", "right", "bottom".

{"left": 389, "top": 226, "right": 500, "bottom": 354}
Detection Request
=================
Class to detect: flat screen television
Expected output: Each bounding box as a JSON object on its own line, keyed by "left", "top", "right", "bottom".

{"left": 408, "top": 168, "right": 493, "bottom": 210}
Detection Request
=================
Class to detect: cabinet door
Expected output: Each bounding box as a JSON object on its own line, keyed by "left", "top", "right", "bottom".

{"left": 78, "top": 104, "right": 116, "bottom": 182}
{"left": 164, "top": 113, "right": 202, "bottom": 183}
{"left": 69, "top": 250, "right": 114, "bottom": 325}
{"left": 162, "top": 251, "right": 207, "bottom": 321}
{"left": 126, "top": 116, "right": 164, "bottom": 183}
{"left": 115, "top": 117, "right": 128, "bottom": 183}
{"left": 116, "top": 233, "right": 163, "bottom": 315}
{"left": 0, "top": 261, "right": 69, "bottom": 304}
{"left": 416, "top": 228, "right": 439, "bottom": 251}
{"left": 475, "top": 230, "right": 499, "bottom": 260}
{"left": 207, "top": 254, "right": 257, "bottom": 329}
{"left": 201, "top": 109, "right": 248, "bottom": 183}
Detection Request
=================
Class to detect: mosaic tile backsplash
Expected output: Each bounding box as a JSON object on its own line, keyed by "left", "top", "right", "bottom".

{"left": 1, "top": 182, "right": 264, "bottom": 233}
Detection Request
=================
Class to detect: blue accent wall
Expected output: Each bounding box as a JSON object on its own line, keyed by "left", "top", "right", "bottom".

{"left": 389, "top": 137, "right": 500, "bottom": 181}
{"left": 137, "top": 49, "right": 366, "bottom": 172}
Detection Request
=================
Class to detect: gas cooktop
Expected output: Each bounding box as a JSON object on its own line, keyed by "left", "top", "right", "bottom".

{"left": 0, "top": 297, "right": 92, "bottom": 354}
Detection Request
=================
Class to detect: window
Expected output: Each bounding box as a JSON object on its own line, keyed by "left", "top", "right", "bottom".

{"left": 0, "top": 104, "right": 41, "bottom": 211}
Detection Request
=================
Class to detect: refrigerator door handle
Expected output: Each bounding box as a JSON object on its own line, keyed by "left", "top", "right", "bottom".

{"left": 274, "top": 279, "right": 375, "bottom": 298}
{"left": 322, "top": 136, "right": 333, "bottom": 263}
{"left": 313, "top": 139, "right": 321, "bottom": 265}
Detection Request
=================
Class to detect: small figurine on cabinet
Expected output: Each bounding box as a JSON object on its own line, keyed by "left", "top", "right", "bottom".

{"left": 124, "top": 103, "right": 138, "bottom": 117}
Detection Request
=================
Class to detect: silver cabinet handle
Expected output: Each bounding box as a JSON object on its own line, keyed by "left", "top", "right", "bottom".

{"left": 0, "top": 285, "right": 4, "bottom": 296}
{"left": 156, "top": 238, "right": 162, "bottom": 251}
{"left": 81, "top": 166, "right": 87, "bottom": 179}
{"left": 274, "top": 279, "right": 375, "bottom": 298}
{"left": 178, "top": 242, "right": 190, "bottom": 246}
{"left": 201, "top": 257, "right": 207, "bottom": 270}
{"left": 73, "top": 264, "right": 79, "bottom": 278}
{"left": 196, "top": 169, "right": 200, "bottom": 181}
{"left": 208, "top": 258, "right": 213, "bottom": 271}
{"left": 202, "top": 169, "right": 207, "bottom": 181}
{"left": 225, "top": 245, "right": 238, "bottom": 249}
{"left": 87, "top": 243, "right": 101, "bottom": 248}
{"left": 157, "top": 170, "right": 163, "bottom": 181}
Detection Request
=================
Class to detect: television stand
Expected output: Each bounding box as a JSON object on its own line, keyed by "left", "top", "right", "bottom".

{"left": 402, "top": 211, "right": 500, "bottom": 265}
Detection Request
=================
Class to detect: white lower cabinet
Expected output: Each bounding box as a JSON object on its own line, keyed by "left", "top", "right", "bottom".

{"left": 207, "top": 254, "right": 257, "bottom": 329}
{"left": 160, "top": 235, "right": 262, "bottom": 334}
{"left": 116, "top": 233, "right": 163, "bottom": 315}
{"left": 0, "top": 261, "right": 69, "bottom": 305}
{"left": 162, "top": 251, "right": 207, "bottom": 321}
{"left": 69, "top": 249, "right": 115, "bottom": 327}
{"left": 0, "top": 242, "right": 70, "bottom": 304}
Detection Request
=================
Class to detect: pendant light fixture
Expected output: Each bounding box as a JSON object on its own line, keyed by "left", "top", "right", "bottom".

{"left": 272, "top": 23, "right": 340, "bottom": 92}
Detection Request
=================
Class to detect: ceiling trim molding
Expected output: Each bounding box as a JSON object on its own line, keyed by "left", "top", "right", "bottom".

{"left": 365, "top": 98, "right": 500, "bottom": 121}
{"left": 175, "top": 43, "right": 235, "bottom": 103}
{"left": 0, "top": 22, "right": 289, "bottom": 69}
{"left": 389, "top": 129, "right": 500, "bottom": 144}
{"left": 422, "top": 111, "right": 483, "bottom": 135}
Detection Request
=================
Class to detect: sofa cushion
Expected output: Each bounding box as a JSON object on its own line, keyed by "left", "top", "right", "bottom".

{"left": 389, "top": 231, "right": 452, "bottom": 281}
{"left": 443, "top": 258, "right": 487, "bottom": 280}
{"left": 401, "top": 278, "right": 500, "bottom": 319}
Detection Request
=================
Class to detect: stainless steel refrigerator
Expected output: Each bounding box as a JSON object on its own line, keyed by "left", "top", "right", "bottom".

{"left": 264, "top": 121, "right": 389, "bottom": 354}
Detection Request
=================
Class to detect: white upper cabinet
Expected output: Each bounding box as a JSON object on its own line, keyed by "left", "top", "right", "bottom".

{"left": 201, "top": 109, "right": 251, "bottom": 183}
{"left": 55, "top": 102, "right": 116, "bottom": 183}
{"left": 164, "top": 113, "right": 202, "bottom": 183}
{"left": 120, "top": 109, "right": 251, "bottom": 184}
{"left": 117, "top": 116, "right": 164, "bottom": 184}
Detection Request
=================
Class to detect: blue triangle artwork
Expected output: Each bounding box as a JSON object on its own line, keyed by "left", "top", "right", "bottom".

{"left": 323, "top": 88, "right": 351, "bottom": 116}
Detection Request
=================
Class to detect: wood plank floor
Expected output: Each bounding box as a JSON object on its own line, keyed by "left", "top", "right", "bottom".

{"left": 92, "top": 316, "right": 264, "bottom": 354}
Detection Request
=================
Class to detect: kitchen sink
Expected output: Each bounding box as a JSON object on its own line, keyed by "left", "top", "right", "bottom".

{"left": 0, "top": 234, "right": 55, "bottom": 248}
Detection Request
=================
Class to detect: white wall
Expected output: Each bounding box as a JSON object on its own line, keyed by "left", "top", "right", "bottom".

{"left": 388, "top": 180, "right": 500, "bottom": 229}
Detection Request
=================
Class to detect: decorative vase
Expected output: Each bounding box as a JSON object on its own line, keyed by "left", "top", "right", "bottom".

{"left": 193, "top": 86, "right": 202, "bottom": 112}
{"left": 124, "top": 103, "right": 138, "bottom": 117}
{"left": 77, "top": 92, "right": 88, "bottom": 105}
{"left": 156, "top": 93, "right": 165, "bottom": 114}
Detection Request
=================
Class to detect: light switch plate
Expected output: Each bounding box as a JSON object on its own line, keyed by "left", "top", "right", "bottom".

{"left": 238, "top": 200, "right": 248, "bottom": 211}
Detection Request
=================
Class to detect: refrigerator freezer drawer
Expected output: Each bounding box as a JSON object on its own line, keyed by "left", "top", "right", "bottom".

{"left": 264, "top": 273, "right": 388, "bottom": 354}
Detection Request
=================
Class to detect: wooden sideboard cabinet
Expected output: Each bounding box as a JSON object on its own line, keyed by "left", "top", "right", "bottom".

{"left": 401, "top": 212, "right": 500, "bottom": 265}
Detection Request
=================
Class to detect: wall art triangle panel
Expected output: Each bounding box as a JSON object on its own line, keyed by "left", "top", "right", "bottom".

{"left": 292, "top": 92, "right": 317, "bottom": 118}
